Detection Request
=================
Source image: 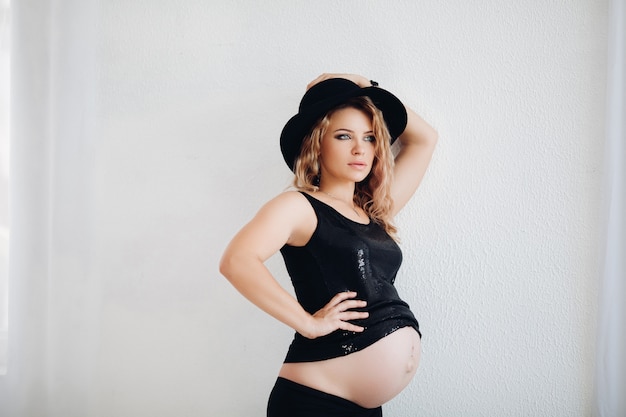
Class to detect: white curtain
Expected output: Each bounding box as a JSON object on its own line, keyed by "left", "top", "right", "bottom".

{"left": 0, "top": 0, "right": 10, "bottom": 376}
{"left": 596, "top": 0, "right": 626, "bottom": 416}
{"left": 0, "top": 1, "right": 99, "bottom": 415}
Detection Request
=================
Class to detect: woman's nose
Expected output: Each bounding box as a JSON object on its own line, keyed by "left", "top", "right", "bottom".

{"left": 352, "top": 140, "right": 365, "bottom": 155}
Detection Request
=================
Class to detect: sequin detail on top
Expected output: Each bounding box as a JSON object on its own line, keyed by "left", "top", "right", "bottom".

{"left": 280, "top": 192, "right": 421, "bottom": 363}
{"left": 357, "top": 249, "right": 366, "bottom": 277}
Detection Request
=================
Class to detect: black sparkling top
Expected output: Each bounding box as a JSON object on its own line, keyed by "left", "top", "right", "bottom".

{"left": 280, "top": 192, "right": 420, "bottom": 363}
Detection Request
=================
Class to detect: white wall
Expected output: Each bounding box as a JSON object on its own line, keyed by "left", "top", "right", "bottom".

{"left": 0, "top": 0, "right": 608, "bottom": 416}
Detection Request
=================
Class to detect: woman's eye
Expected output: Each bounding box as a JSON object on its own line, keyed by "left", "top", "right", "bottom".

{"left": 336, "top": 134, "right": 351, "bottom": 140}
{"left": 364, "top": 135, "right": 376, "bottom": 142}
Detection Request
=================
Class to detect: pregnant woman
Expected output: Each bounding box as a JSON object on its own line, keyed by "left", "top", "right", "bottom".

{"left": 220, "top": 73, "right": 438, "bottom": 416}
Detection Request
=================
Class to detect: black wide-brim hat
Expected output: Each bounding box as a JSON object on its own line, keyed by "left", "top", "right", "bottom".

{"left": 280, "top": 78, "right": 408, "bottom": 171}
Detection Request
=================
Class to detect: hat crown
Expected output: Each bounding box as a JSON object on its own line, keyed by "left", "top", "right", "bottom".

{"left": 298, "top": 78, "right": 360, "bottom": 112}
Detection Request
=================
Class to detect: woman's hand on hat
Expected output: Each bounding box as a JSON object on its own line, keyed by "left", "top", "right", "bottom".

{"left": 307, "top": 73, "right": 372, "bottom": 90}
{"left": 301, "top": 291, "right": 369, "bottom": 339}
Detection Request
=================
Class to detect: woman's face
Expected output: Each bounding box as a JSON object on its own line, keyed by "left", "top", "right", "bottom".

{"left": 319, "top": 107, "right": 376, "bottom": 185}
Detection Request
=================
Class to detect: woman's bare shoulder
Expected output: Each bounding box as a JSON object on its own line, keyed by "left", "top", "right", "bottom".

{"left": 260, "top": 191, "right": 316, "bottom": 246}
{"left": 263, "top": 190, "right": 309, "bottom": 210}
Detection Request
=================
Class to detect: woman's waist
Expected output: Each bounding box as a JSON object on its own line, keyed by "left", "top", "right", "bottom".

{"left": 354, "top": 300, "right": 418, "bottom": 330}
{"left": 285, "top": 316, "right": 419, "bottom": 363}
{"left": 278, "top": 326, "right": 421, "bottom": 408}
{"left": 285, "top": 304, "right": 420, "bottom": 363}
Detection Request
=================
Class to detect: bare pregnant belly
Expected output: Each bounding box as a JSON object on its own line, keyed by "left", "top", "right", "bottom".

{"left": 278, "top": 326, "right": 421, "bottom": 409}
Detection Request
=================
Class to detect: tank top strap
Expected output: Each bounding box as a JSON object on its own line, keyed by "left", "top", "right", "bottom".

{"left": 297, "top": 191, "right": 371, "bottom": 227}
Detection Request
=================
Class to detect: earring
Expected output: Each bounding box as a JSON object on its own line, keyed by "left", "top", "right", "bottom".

{"left": 313, "top": 162, "right": 321, "bottom": 187}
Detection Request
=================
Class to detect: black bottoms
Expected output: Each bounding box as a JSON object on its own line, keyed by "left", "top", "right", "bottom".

{"left": 267, "top": 377, "right": 383, "bottom": 417}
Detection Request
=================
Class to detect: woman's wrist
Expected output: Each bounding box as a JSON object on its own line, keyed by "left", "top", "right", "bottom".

{"left": 307, "top": 73, "right": 378, "bottom": 90}
{"left": 296, "top": 314, "right": 316, "bottom": 339}
{"left": 354, "top": 75, "right": 374, "bottom": 88}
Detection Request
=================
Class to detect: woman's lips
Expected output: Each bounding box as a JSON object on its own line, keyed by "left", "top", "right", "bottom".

{"left": 348, "top": 162, "right": 368, "bottom": 170}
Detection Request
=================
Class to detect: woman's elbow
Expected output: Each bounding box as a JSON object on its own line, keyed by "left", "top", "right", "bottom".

{"left": 219, "top": 249, "right": 258, "bottom": 284}
{"left": 427, "top": 127, "right": 439, "bottom": 147}
{"left": 219, "top": 251, "right": 238, "bottom": 281}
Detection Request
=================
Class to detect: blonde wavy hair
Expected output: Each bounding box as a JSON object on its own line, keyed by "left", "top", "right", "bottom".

{"left": 292, "top": 96, "right": 397, "bottom": 238}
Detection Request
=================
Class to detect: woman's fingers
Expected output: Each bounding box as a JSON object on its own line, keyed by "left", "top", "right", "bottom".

{"left": 306, "top": 291, "right": 369, "bottom": 338}
{"left": 324, "top": 291, "right": 356, "bottom": 308}
{"left": 327, "top": 291, "right": 360, "bottom": 306}
{"left": 336, "top": 299, "right": 368, "bottom": 314}
{"left": 326, "top": 292, "right": 367, "bottom": 313}
{"left": 337, "top": 310, "right": 369, "bottom": 327}
{"left": 306, "top": 73, "right": 370, "bottom": 90}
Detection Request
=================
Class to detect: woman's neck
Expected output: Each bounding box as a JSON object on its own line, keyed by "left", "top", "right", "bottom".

{"left": 317, "top": 180, "right": 356, "bottom": 205}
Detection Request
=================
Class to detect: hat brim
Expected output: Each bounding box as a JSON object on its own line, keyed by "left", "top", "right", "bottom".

{"left": 280, "top": 86, "right": 407, "bottom": 171}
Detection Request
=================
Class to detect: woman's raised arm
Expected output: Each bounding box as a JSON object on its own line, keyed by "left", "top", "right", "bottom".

{"left": 390, "top": 106, "right": 438, "bottom": 216}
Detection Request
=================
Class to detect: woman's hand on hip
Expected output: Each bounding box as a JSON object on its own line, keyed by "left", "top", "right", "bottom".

{"left": 302, "top": 291, "right": 369, "bottom": 339}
